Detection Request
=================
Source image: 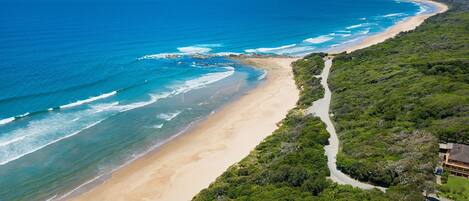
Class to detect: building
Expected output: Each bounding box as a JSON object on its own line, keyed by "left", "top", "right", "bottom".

{"left": 439, "top": 143, "right": 469, "bottom": 178}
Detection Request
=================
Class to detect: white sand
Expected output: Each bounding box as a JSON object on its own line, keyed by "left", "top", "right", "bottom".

{"left": 72, "top": 58, "right": 299, "bottom": 201}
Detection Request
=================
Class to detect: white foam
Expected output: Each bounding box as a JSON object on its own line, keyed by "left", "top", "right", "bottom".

{"left": 245, "top": 44, "right": 296, "bottom": 54}
{"left": 211, "top": 52, "right": 242, "bottom": 56}
{"left": 0, "top": 102, "right": 124, "bottom": 166}
{"left": 113, "top": 68, "right": 234, "bottom": 114}
{"left": 417, "top": 6, "right": 427, "bottom": 14}
{"left": 0, "top": 117, "right": 106, "bottom": 166}
{"left": 172, "top": 67, "right": 235, "bottom": 94}
{"left": 194, "top": 43, "right": 222, "bottom": 48}
{"left": 337, "top": 33, "right": 352, "bottom": 37}
{"left": 115, "top": 92, "right": 172, "bottom": 113}
{"left": 382, "top": 13, "right": 406, "bottom": 17}
{"left": 409, "top": 0, "right": 429, "bottom": 14}
{"left": 0, "top": 112, "right": 33, "bottom": 126}
{"left": 0, "top": 67, "right": 235, "bottom": 166}
{"left": 56, "top": 119, "right": 200, "bottom": 201}
{"left": 0, "top": 136, "right": 26, "bottom": 147}
{"left": 0, "top": 117, "right": 15, "bottom": 125}
{"left": 278, "top": 46, "right": 316, "bottom": 56}
{"left": 346, "top": 23, "right": 368, "bottom": 29}
{"left": 90, "top": 102, "right": 119, "bottom": 113}
{"left": 153, "top": 124, "right": 164, "bottom": 129}
{"left": 337, "top": 30, "right": 351, "bottom": 34}
{"left": 258, "top": 70, "right": 267, "bottom": 81}
{"left": 177, "top": 46, "right": 211, "bottom": 54}
{"left": 17, "top": 112, "right": 30, "bottom": 118}
{"left": 111, "top": 68, "right": 234, "bottom": 115}
{"left": 60, "top": 91, "right": 117, "bottom": 109}
{"left": 138, "top": 44, "right": 223, "bottom": 60}
{"left": 0, "top": 93, "right": 173, "bottom": 166}
{"left": 303, "top": 35, "right": 334, "bottom": 44}
{"left": 245, "top": 44, "right": 316, "bottom": 56}
{"left": 157, "top": 111, "right": 182, "bottom": 121}
{"left": 341, "top": 36, "right": 366, "bottom": 44}
{"left": 139, "top": 53, "right": 186, "bottom": 60}
{"left": 359, "top": 28, "right": 371, "bottom": 35}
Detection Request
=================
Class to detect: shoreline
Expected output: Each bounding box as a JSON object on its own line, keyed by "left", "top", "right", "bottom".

{"left": 71, "top": 57, "right": 300, "bottom": 201}
{"left": 70, "top": 0, "right": 448, "bottom": 200}
{"left": 328, "top": 0, "right": 448, "bottom": 54}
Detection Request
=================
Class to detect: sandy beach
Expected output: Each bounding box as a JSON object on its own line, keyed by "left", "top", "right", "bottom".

{"left": 329, "top": 0, "right": 448, "bottom": 54}
{"left": 71, "top": 58, "right": 299, "bottom": 201}
{"left": 70, "top": 1, "right": 448, "bottom": 200}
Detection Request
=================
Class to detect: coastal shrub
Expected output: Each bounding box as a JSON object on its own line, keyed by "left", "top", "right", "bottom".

{"left": 194, "top": 1, "right": 468, "bottom": 200}
{"left": 292, "top": 53, "right": 326, "bottom": 109}
{"left": 329, "top": 0, "right": 469, "bottom": 194}
{"left": 193, "top": 110, "right": 400, "bottom": 201}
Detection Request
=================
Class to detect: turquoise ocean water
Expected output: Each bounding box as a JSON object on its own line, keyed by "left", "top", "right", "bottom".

{"left": 0, "top": 0, "right": 434, "bottom": 200}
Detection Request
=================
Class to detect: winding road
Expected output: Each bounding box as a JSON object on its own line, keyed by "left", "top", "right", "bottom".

{"left": 307, "top": 57, "right": 387, "bottom": 192}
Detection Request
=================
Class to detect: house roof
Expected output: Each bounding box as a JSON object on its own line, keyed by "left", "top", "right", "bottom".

{"left": 440, "top": 143, "right": 453, "bottom": 149}
{"left": 449, "top": 143, "right": 469, "bottom": 164}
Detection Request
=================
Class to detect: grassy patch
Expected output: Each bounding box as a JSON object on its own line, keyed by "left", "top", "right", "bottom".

{"left": 438, "top": 176, "right": 469, "bottom": 201}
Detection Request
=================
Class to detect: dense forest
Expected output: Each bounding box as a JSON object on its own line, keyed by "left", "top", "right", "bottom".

{"left": 193, "top": 0, "right": 468, "bottom": 200}
{"left": 329, "top": 0, "right": 468, "bottom": 193}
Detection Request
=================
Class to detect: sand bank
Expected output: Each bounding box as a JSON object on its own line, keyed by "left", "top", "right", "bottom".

{"left": 71, "top": 58, "right": 299, "bottom": 201}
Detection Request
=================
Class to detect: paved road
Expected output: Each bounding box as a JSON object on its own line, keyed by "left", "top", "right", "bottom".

{"left": 307, "top": 57, "right": 387, "bottom": 192}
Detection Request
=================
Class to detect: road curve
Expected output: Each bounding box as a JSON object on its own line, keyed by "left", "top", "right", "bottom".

{"left": 307, "top": 57, "right": 387, "bottom": 192}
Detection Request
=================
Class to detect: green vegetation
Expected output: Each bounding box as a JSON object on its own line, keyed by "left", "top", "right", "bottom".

{"left": 329, "top": 0, "right": 469, "bottom": 193}
{"left": 194, "top": 0, "right": 468, "bottom": 200}
{"left": 194, "top": 54, "right": 423, "bottom": 200}
{"left": 193, "top": 106, "right": 392, "bottom": 201}
{"left": 292, "top": 53, "right": 327, "bottom": 109}
{"left": 438, "top": 176, "right": 469, "bottom": 201}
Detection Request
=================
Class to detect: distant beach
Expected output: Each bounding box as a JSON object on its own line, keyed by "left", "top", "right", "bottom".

{"left": 329, "top": 0, "right": 448, "bottom": 53}
{"left": 70, "top": 1, "right": 447, "bottom": 200}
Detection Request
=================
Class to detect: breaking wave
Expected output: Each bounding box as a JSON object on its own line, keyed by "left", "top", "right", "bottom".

{"left": 0, "top": 117, "right": 15, "bottom": 126}
{"left": 245, "top": 44, "right": 296, "bottom": 54}
{"left": 346, "top": 23, "right": 366, "bottom": 29}
{"left": 138, "top": 44, "right": 229, "bottom": 60}
{"left": 157, "top": 111, "right": 182, "bottom": 121}
{"left": 60, "top": 91, "right": 117, "bottom": 109}
{"left": 244, "top": 44, "right": 314, "bottom": 55}
{"left": 382, "top": 12, "right": 406, "bottom": 18}
{"left": 0, "top": 112, "right": 32, "bottom": 126}
{"left": 303, "top": 35, "right": 334, "bottom": 44}
{"left": 0, "top": 67, "right": 235, "bottom": 166}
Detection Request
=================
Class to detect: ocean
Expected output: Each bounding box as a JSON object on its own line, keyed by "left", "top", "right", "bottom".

{"left": 0, "top": 0, "right": 430, "bottom": 200}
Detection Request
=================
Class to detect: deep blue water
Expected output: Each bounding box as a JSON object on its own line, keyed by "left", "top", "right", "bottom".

{"left": 0, "top": 0, "right": 429, "bottom": 200}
